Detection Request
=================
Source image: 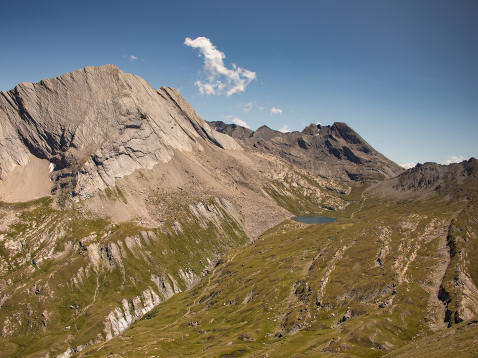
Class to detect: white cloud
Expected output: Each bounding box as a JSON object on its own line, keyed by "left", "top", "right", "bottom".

{"left": 184, "top": 36, "right": 256, "bottom": 96}
{"left": 129, "top": 55, "right": 138, "bottom": 61}
{"left": 400, "top": 162, "right": 417, "bottom": 169}
{"left": 230, "top": 117, "right": 250, "bottom": 129}
{"left": 279, "top": 125, "right": 291, "bottom": 133}
{"left": 443, "top": 155, "right": 465, "bottom": 165}
{"left": 270, "top": 107, "right": 283, "bottom": 115}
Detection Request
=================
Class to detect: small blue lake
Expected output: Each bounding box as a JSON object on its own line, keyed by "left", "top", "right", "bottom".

{"left": 292, "top": 216, "right": 336, "bottom": 224}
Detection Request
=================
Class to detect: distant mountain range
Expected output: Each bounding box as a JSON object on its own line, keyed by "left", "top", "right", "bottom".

{"left": 209, "top": 120, "right": 403, "bottom": 181}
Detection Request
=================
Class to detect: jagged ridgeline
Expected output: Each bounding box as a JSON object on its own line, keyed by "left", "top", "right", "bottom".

{"left": 0, "top": 65, "right": 477, "bottom": 357}
{"left": 208, "top": 120, "right": 403, "bottom": 181}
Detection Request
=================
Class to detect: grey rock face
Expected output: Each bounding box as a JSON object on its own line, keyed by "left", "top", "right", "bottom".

{"left": 369, "top": 158, "right": 477, "bottom": 199}
{"left": 0, "top": 65, "right": 237, "bottom": 199}
{"left": 208, "top": 121, "right": 403, "bottom": 182}
{"left": 393, "top": 158, "right": 478, "bottom": 192}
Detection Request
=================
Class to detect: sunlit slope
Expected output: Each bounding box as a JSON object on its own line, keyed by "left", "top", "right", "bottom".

{"left": 80, "top": 178, "right": 478, "bottom": 357}
{"left": 0, "top": 195, "right": 248, "bottom": 358}
{"left": 383, "top": 320, "right": 478, "bottom": 358}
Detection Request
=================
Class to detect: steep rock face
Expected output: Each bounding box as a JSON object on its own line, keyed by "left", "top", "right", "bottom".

{"left": 208, "top": 121, "right": 403, "bottom": 182}
{"left": 0, "top": 65, "right": 237, "bottom": 199}
{"left": 0, "top": 65, "right": 302, "bottom": 240}
{"left": 393, "top": 158, "right": 478, "bottom": 192}
{"left": 370, "top": 158, "right": 478, "bottom": 198}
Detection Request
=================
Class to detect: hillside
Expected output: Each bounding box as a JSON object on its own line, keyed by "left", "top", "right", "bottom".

{"left": 0, "top": 66, "right": 349, "bottom": 357}
{"left": 0, "top": 65, "right": 476, "bottom": 358}
{"left": 77, "top": 165, "right": 478, "bottom": 357}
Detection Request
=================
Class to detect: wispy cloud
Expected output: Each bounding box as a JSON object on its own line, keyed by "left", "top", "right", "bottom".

{"left": 185, "top": 36, "right": 256, "bottom": 96}
{"left": 279, "top": 125, "right": 291, "bottom": 133}
{"left": 243, "top": 101, "right": 265, "bottom": 112}
{"left": 243, "top": 102, "right": 255, "bottom": 113}
{"left": 129, "top": 55, "right": 138, "bottom": 62}
{"left": 443, "top": 155, "right": 465, "bottom": 165}
{"left": 270, "top": 107, "right": 283, "bottom": 115}
{"left": 400, "top": 162, "right": 417, "bottom": 169}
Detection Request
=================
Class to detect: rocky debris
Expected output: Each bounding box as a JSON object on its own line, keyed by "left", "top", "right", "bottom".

{"left": 393, "top": 218, "right": 448, "bottom": 285}
{"left": 242, "top": 289, "right": 255, "bottom": 304}
{"left": 375, "top": 226, "right": 392, "bottom": 266}
{"left": 315, "top": 245, "right": 349, "bottom": 309}
{"left": 293, "top": 280, "right": 312, "bottom": 303}
{"left": 0, "top": 190, "right": 250, "bottom": 357}
{"left": 208, "top": 121, "right": 403, "bottom": 182}
{"left": 178, "top": 268, "right": 200, "bottom": 288}
{"left": 455, "top": 272, "right": 478, "bottom": 322}
{"left": 151, "top": 274, "right": 178, "bottom": 299}
{"left": 263, "top": 169, "right": 349, "bottom": 213}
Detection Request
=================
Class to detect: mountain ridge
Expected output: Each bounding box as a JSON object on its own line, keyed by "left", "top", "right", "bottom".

{"left": 0, "top": 65, "right": 238, "bottom": 201}
{"left": 208, "top": 120, "right": 403, "bottom": 182}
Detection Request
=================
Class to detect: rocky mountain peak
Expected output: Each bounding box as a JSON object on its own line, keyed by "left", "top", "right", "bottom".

{"left": 0, "top": 65, "right": 237, "bottom": 200}
{"left": 302, "top": 123, "right": 320, "bottom": 135}
{"left": 253, "top": 125, "right": 281, "bottom": 140}
{"left": 208, "top": 120, "right": 403, "bottom": 181}
{"left": 207, "top": 120, "right": 254, "bottom": 139}
{"left": 331, "top": 122, "right": 369, "bottom": 147}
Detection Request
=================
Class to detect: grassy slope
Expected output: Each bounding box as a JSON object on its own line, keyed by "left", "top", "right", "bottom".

{"left": 384, "top": 321, "right": 478, "bottom": 358}
{"left": 79, "top": 179, "right": 478, "bottom": 357}
{"left": 0, "top": 196, "right": 248, "bottom": 357}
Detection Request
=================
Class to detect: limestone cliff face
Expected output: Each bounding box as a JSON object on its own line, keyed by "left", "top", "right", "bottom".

{"left": 0, "top": 65, "right": 237, "bottom": 199}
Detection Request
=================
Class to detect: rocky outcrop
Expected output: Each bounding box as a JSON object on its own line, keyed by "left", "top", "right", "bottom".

{"left": 104, "top": 287, "right": 162, "bottom": 340}
{"left": 392, "top": 158, "right": 478, "bottom": 192}
{"left": 370, "top": 158, "right": 478, "bottom": 198}
{"left": 0, "top": 65, "right": 238, "bottom": 200}
{"left": 208, "top": 121, "right": 403, "bottom": 182}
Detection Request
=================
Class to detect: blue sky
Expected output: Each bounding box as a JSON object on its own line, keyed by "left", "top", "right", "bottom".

{"left": 1, "top": 0, "right": 477, "bottom": 167}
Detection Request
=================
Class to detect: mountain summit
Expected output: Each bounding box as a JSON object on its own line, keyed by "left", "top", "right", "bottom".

{"left": 0, "top": 65, "right": 237, "bottom": 200}
{"left": 209, "top": 120, "right": 403, "bottom": 181}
